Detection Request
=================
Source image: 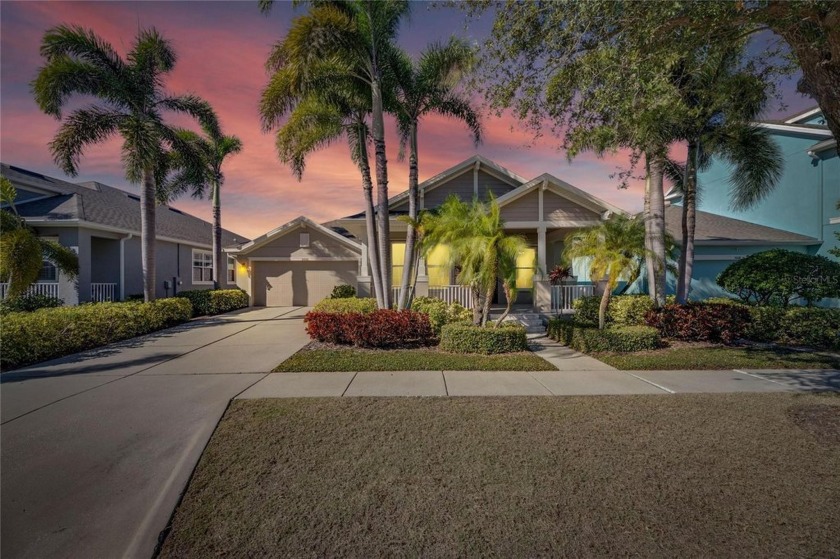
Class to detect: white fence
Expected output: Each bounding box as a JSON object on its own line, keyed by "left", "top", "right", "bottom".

{"left": 91, "top": 283, "right": 117, "bottom": 302}
{"left": 0, "top": 282, "right": 60, "bottom": 300}
{"left": 551, "top": 284, "right": 595, "bottom": 312}
{"left": 428, "top": 285, "right": 474, "bottom": 308}
{"left": 391, "top": 286, "right": 415, "bottom": 305}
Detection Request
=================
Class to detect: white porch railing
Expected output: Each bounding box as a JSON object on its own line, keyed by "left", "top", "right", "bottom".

{"left": 0, "top": 282, "right": 60, "bottom": 300}
{"left": 91, "top": 283, "right": 117, "bottom": 302}
{"left": 428, "top": 285, "right": 474, "bottom": 308}
{"left": 391, "top": 286, "right": 415, "bottom": 305}
{"left": 551, "top": 283, "right": 595, "bottom": 312}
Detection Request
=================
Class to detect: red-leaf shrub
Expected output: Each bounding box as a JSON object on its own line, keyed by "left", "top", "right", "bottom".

{"left": 645, "top": 303, "right": 751, "bottom": 344}
{"left": 304, "top": 310, "right": 434, "bottom": 348}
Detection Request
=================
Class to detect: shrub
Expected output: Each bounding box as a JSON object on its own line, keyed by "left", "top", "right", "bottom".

{"left": 329, "top": 284, "right": 356, "bottom": 299}
{"left": 304, "top": 309, "right": 434, "bottom": 348}
{"left": 572, "top": 295, "right": 600, "bottom": 326}
{"left": 645, "top": 303, "right": 751, "bottom": 344}
{"left": 411, "top": 296, "right": 473, "bottom": 334}
{"left": 608, "top": 295, "right": 655, "bottom": 325}
{"left": 312, "top": 297, "right": 378, "bottom": 314}
{"left": 744, "top": 306, "right": 785, "bottom": 342}
{"left": 717, "top": 249, "right": 840, "bottom": 306}
{"left": 0, "top": 294, "right": 64, "bottom": 313}
{"left": 0, "top": 299, "right": 192, "bottom": 369}
{"left": 175, "top": 289, "right": 249, "bottom": 317}
{"left": 547, "top": 318, "right": 660, "bottom": 352}
{"left": 703, "top": 296, "right": 746, "bottom": 306}
{"left": 776, "top": 307, "right": 840, "bottom": 350}
{"left": 439, "top": 323, "right": 527, "bottom": 354}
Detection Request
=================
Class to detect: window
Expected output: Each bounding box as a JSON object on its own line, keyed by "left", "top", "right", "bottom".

{"left": 391, "top": 242, "right": 405, "bottom": 286}
{"left": 515, "top": 248, "right": 536, "bottom": 289}
{"left": 192, "top": 249, "right": 213, "bottom": 283}
{"left": 227, "top": 257, "right": 236, "bottom": 283}
{"left": 300, "top": 233, "right": 310, "bottom": 248}
{"left": 426, "top": 244, "right": 451, "bottom": 287}
{"left": 37, "top": 261, "right": 58, "bottom": 283}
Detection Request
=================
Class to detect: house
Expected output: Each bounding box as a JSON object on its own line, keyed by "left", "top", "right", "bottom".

{"left": 663, "top": 106, "right": 839, "bottom": 303}
{"left": 1, "top": 163, "right": 248, "bottom": 304}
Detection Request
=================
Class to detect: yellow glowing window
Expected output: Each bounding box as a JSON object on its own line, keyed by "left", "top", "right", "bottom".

{"left": 426, "top": 244, "right": 451, "bottom": 287}
{"left": 515, "top": 248, "right": 536, "bottom": 289}
{"left": 391, "top": 242, "right": 405, "bottom": 286}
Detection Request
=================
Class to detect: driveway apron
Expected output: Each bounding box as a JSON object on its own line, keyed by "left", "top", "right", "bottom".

{"left": 1, "top": 306, "right": 308, "bottom": 559}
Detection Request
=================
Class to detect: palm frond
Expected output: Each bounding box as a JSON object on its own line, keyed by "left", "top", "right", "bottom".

{"left": 39, "top": 25, "right": 126, "bottom": 76}
{"left": 157, "top": 94, "right": 220, "bottom": 139}
{"left": 39, "top": 239, "right": 79, "bottom": 278}
{"left": 723, "top": 125, "right": 783, "bottom": 211}
{"left": 49, "top": 106, "right": 123, "bottom": 176}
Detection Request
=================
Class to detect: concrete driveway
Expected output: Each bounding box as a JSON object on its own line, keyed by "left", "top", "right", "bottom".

{"left": 0, "top": 306, "right": 309, "bottom": 559}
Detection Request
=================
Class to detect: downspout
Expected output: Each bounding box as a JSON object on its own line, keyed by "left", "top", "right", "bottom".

{"left": 119, "top": 233, "right": 133, "bottom": 301}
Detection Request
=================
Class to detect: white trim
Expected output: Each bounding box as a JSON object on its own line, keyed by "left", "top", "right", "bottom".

{"left": 693, "top": 239, "right": 820, "bottom": 246}
{"left": 20, "top": 219, "right": 217, "bottom": 249}
{"left": 829, "top": 217, "right": 840, "bottom": 225}
{"left": 755, "top": 122, "right": 832, "bottom": 137}
{"left": 119, "top": 233, "right": 133, "bottom": 300}
{"left": 495, "top": 173, "right": 627, "bottom": 217}
{"left": 248, "top": 256, "right": 359, "bottom": 262}
{"left": 693, "top": 254, "right": 745, "bottom": 261}
{"left": 784, "top": 107, "right": 822, "bottom": 124}
{"left": 231, "top": 216, "right": 361, "bottom": 255}
{"left": 191, "top": 248, "right": 214, "bottom": 285}
{"left": 504, "top": 220, "right": 603, "bottom": 229}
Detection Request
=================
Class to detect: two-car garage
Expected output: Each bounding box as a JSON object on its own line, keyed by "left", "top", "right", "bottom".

{"left": 228, "top": 217, "right": 362, "bottom": 307}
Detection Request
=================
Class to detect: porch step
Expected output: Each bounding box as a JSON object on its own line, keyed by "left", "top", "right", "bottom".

{"left": 494, "top": 312, "right": 546, "bottom": 334}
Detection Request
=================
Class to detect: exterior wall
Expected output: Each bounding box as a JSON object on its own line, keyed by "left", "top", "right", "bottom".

{"left": 121, "top": 237, "right": 214, "bottom": 299}
{"left": 422, "top": 169, "right": 516, "bottom": 208}
{"left": 33, "top": 226, "right": 80, "bottom": 305}
{"left": 90, "top": 237, "right": 121, "bottom": 284}
{"left": 244, "top": 226, "right": 358, "bottom": 260}
{"left": 817, "top": 150, "right": 839, "bottom": 260}
{"left": 543, "top": 191, "right": 600, "bottom": 222}
{"left": 500, "top": 190, "right": 539, "bottom": 221}
{"left": 696, "top": 130, "right": 823, "bottom": 239}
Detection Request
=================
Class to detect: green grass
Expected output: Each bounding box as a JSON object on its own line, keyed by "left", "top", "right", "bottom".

{"left": 273, "top": 347, "right": 557, "bottom": 372}
{"left": 595, "top": 345, "right": 840, "bottom": 370}
{"left": 159, "top": 394, "right": 840, "bottom": 558}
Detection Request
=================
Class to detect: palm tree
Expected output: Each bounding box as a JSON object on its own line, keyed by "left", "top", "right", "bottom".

{"left": 563, "top": 215, "right": 649, "bottom": 330}
{"left": 422, "top": 195, "right": 527, "bottom": 327}
{"left": 390, "top": 38, "right": 482, "bottom": 310}
{"left": 31, "top": 25, "right": 219, "bottom": 301}
{"left": 160, "top": 123, "right": 243, "bottom": 289}
{"left": 1, "top": 177, "right": 79, "bottom": 299}
{"left": 261, "top": 0, "right": 410, "bottom": 308}
{"left": 669, "top": 48, "right": 783, "bottom": 303}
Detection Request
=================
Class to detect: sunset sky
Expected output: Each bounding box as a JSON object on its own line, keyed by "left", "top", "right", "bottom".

{"left": 0, "top": 1, "right": 814, "bottom": 240}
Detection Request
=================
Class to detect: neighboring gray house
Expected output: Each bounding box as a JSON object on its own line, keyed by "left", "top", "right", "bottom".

{"left": 1, "top": 163, "right": 248, "bottom": 304}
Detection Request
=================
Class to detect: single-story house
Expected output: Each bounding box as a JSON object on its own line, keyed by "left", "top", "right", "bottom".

{"left": 1, "top": 163, "right": 248, "bottom": 304}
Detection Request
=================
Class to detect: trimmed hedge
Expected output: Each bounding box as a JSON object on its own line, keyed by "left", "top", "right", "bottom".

{"left": 439, "top": 323, "right": 527, "bottom": 354}
{"left": 775, "top": 307, "right": 840, "bottom": 350}
{"left": 0, "top": 299, "right": 193, "bottom": 369}
{"left": 547, "top": 318, "right": 661, "bottom": 353}
{"left": 572, "top": 294, "right": 657, "bottom": 326}
{"left": 410, "top": 296, "right": 473, "bottom": 334}
{"left": 0, "top": 294, "right": 64, "bottom": 313}
{"left": 645, "top": 303, "right": 751, "bottom": 344}
{"left": 312, "top": 297, "right": 378, "bottom": 314}
{"left": 175, "top": 289, "right": 249, "bottom": 317}
{"left": 304, "top": 309, "right": 434, "bottom": 348}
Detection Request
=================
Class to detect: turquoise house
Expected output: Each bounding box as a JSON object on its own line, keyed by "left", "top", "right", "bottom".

{"left": 648, "top": 106, "right": 839, "bottom": 304}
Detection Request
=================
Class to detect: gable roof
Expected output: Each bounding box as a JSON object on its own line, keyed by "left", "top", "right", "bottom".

{"left": 663, "top": 206, "right": 819, "bottom": 245}
{"left": 228, "top": 215, "right": 361, "bottom": 256}
{"left": 2, "top": 163, "right": 248, "bottom": 248}
{"left": 496, "top": 173, "right": 627, "bottom": 218}
{"left": 784, "top": 106, "right": 823, "bottom": 125}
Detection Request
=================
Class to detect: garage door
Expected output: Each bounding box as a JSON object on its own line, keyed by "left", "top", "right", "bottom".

{"left": 253, "top": 261, "right": 358, "bottom": 306}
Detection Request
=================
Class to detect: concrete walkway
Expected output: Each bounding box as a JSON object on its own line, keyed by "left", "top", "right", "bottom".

{"left": 1, "top": 306, "right": 309, "bottom": 559}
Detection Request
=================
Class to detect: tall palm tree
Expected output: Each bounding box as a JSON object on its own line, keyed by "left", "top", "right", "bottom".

{"left": 669, "top": 48, "right": 783, "bottom": 303}
{"left": 563, "top": 215, "right": 649, "bottom": 330}
{"left": 262, "top": 0, "right": 410, "bottom": 308}
{"left": 260, "top": 19, "right": 387, "bottom": 308}
{"left": 31, "top": 25, "right": 218, "bottom": 301}
{"left": 422, "top": 195, "right": 527, "bottom": 327}
{"left": 1, "top": 177, "right": 79, "bottom": 299}
{"left": 390, "top": 38, "right": 482, "bottom": 310}
{"left": 160, "top": 123, "right": 243, "bottom": 289}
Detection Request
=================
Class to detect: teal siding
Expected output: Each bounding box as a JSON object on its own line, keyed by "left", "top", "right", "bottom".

{"left": 817, "top": 150, "right": 840, "bottom": 259}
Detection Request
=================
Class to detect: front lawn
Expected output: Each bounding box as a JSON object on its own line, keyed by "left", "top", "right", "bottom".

{"left": 273, "top": 345, "right": 556, "bottom": 372}
{"left": 595, "top": 344, "right": 840, "bottom": 370}
{"left": 159, "top": 394, "right": 840, "bottom": 558}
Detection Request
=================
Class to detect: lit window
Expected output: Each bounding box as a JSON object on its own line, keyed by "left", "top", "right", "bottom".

{"left": 426, "top": 244, "right": 451, "bottom": 287}
{"left": 227, "top": 257, "right": 236, "bottom": 283}
{"left": 391, "top": 242, "right": 405, "bottom": 286}
{"left": 192, "top": 250, "right": 213, "bottom": 283}
{"left": 515, "top": 248, "right": 536, "bottom": 289}
{"left": 37, "top": 261, "right": 58, "bottom": 282}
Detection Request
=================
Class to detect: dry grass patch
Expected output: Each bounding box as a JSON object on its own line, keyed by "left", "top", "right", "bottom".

{"left": 160, "top": 394, "right": 840, "bottom": 558}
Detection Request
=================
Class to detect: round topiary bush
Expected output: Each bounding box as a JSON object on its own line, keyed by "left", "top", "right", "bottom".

{"left": 439, "top": 323, "right": 527, "bottom": 354}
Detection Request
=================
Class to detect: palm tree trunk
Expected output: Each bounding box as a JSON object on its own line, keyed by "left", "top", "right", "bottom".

{"left": 371, "top": 80, "right": 392, "bottom": 308}
{"left": 141, "top": 167, "right": 157, "bottom": 302}
{"left": 598, "top": 277, "right": 613, "bottom": 330}
{"left": 211, "top": 176, "right": 224, "bottom": 290}
{"left": 471, "top": 285, "right": 482, "bottom": 325}
{"left": 358, "top": 132, "right": 385, "bottom": 308}
{"left": 495, "top": 283, "right": 514, "bottom": 328}
{"left": 398, "top": 122, "right": 419, "bottom": 310}
{"left": 677, "top": 140, "right": 698, "bottom": 304}
{"left": 481, "top": 281, "right": 494, "bottom": 327}
{"left": 645, "top": 152, "right": 667, "bottom": 307}
{"left": 643, "top": 159, "right": 654, "bottom": 303}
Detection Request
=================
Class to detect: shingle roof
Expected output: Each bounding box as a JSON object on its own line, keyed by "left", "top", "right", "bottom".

{"left": 2, "top": 163, "right": 248, "bottom": 248}
{"left": 664, "top": 206, "right": 819, "bottom": 244}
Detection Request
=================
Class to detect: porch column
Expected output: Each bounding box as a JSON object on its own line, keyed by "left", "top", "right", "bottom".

{"left": 537, "top": 225, "right": 547, "bottom": 279}
{"left": 414, "top": 257, "right": 429, "bottom": 298}
{"left": 357, "top": 242, "right": 373, "bottom": 298}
